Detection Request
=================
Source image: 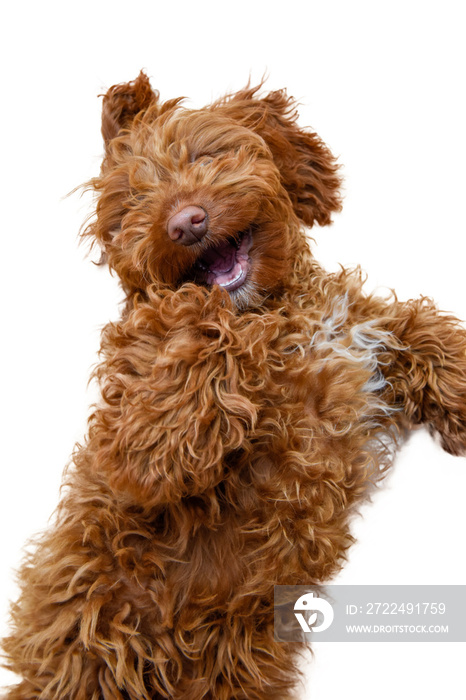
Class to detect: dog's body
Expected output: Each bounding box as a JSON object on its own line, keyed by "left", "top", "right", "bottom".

{"left": 2, "top": 73, "right": 466, "bottom": 699}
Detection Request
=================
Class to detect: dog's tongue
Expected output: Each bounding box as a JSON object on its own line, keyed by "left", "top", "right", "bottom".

{"left": 202, "top": 240, "right": 236, "bottom": 274}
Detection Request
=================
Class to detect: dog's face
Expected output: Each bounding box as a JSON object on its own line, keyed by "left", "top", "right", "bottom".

{"left": 86, "top": 73, "right": 342, "bottom": 309}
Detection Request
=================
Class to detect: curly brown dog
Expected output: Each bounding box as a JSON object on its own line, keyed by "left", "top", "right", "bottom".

{"left": 2, "top": 72, "right": 466, "bottom": 699}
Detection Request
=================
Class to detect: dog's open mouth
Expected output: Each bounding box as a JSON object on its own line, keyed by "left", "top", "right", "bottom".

{"left": 194, "top": 229, "right": 252, "bottom": 292}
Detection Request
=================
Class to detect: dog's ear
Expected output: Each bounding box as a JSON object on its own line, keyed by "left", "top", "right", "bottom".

{"left": 220, "top": 86, "right": 342, "bottom": 227}
{"left": 101, "top": 71, "right": 158, "bottom": 146}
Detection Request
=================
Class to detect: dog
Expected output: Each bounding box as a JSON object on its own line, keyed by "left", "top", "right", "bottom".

{"left": 2, "top": 71, "right": 466, "bottom": 699}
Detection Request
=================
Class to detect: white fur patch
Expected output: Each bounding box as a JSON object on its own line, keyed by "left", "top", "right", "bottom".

{"left": 311, "top": 294, "right": 396, "bottom": 415}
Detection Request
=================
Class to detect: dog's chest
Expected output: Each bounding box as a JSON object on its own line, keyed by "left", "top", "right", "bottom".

{"left": 225, "top": 298, "right": 393, "bottom": 427}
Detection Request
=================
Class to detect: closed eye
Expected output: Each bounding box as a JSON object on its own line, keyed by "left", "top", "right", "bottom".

{"left": 198, "top": 156, "right": 214, "bottom": 166}
{"left": 190, "top": 154, "right": 214, "bottom": 166}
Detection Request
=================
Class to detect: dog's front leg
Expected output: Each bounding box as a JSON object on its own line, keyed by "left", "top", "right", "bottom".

{"left": 93, "top": 289, "right": 260, "bottom": 508}
{"left": 382, "top": 297, "right": 466, "bottom": 455}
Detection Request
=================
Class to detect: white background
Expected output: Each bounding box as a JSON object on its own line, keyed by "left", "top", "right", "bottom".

{"left": 1, "top": 2, "right": 465, "bottom": 698}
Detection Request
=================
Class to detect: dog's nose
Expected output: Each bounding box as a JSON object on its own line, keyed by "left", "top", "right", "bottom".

{"left": 167, "top": 206, "right": 208, "bottom": 245}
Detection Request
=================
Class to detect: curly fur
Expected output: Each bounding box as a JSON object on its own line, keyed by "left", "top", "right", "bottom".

{"left": 2, "top": 71, "right": 466, "bottom": 699}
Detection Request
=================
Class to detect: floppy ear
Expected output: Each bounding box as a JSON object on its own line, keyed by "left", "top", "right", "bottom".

{"left": 101, "top": 70, "right": 158, "bottom": 146}
{"left": 219, "top": 86, "right": 342, "bottom": 227}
